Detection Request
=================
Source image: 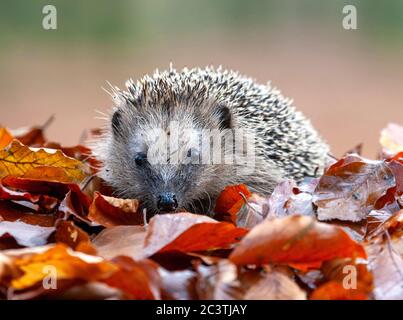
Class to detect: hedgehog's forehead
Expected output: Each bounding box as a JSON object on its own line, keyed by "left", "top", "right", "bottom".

{"left": 132, "top": 120, "right": 201, "bottom": 152}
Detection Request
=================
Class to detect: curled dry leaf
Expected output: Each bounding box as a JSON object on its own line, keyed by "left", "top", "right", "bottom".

{"left": 0, "top": 140, "right": 87, "bottom": 184}
{"left": 235, "top": 193, "right": 267, "bottom": 229}
{"left": 313, "top": 155, "right": 396, "bottom": 222}
{"left": 142, "top": 212, "right": 248, "bottom": 258}
{"left": 265, "top": 179, "right": 316, "bottom": 219}
{"left": 229, "top": 215, "right": 366, "bottom": 270}
{"left": 88, "top": 192, "right": 143, "bottom": 227}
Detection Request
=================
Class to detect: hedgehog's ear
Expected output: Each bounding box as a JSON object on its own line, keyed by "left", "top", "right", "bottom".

{"left": 111, "top": 109, "right": 122, "bottom": 137}
{"left": 217, "top": 105, "right": 233, "bottom": 130}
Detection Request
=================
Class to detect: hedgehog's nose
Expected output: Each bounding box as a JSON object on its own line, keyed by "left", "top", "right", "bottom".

{"left": 157, "top": 192, "right": 178, "bottom": 212}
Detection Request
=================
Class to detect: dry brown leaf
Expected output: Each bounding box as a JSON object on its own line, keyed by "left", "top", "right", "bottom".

{"left": 88, "top": 192, "right": 143, "bottom": 227}
{"left": 313, "top": 155, "right": 395, "bottom": 221}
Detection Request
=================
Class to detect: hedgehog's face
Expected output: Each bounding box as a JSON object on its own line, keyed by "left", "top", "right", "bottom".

{"left": 102, "top": 103, "right": 237, "bottom": 216}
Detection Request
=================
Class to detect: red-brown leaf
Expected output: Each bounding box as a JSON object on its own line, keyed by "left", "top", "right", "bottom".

{"left": 88, "top": 192, "right": 143, "bottom": 227}
{"left": 229, "top": 215, "right": 366, "bottom": 270}
{"left": 143, "top": 212, "right": 248, "bottom": 257}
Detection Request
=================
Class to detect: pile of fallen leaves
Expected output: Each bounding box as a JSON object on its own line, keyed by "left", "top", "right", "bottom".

{"left": 0, "top": 122, "right": 402, "bottom": 300}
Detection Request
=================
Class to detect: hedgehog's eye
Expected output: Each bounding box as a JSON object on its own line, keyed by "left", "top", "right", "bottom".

{"left": 134, "top": 152, "right": 148, "bottom": 166}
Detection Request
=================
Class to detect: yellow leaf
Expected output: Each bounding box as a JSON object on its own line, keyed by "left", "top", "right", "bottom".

{"left": 0, "top": 140, "right": 87, "bottom": 183}
{"left": 11, "top": 244, "right": 117, "bottom": 290}
{"left": 0, "top": 128, "right": 13, "bottom": 149}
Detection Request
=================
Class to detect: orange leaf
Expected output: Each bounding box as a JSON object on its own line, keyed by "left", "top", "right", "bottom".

{"left": 143, "top": 212, "right": 248, "bottom": 257}
{"left": 214, "top": 184, "right": 252, "bottom": 223}
{"left": 0, "top": 128, "right": 13, "bottom": 149}
{"left": 11, "top": 244, "right": 117, "bottom": 290}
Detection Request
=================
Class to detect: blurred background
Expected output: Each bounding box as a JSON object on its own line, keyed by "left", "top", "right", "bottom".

{"left": 0, "top": 0, "right": 402, "bottom": 157}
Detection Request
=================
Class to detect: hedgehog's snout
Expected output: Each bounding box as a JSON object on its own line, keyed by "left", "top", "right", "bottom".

{"left": 157, "top": 192, "right": 178, "bottom": 213}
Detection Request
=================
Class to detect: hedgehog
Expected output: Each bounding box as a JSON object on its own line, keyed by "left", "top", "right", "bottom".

{"left": 94, "top": 66, "right": 329, "bottom": 216}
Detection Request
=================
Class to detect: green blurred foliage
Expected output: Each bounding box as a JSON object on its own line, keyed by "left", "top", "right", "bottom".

{"left": 0, "top": 0, "right": 402, "bottom": 48}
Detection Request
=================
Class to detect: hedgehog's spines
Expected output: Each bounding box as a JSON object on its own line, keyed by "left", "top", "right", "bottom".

{"left": 104, "top": 66, "right": 329, "bottom": 187}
